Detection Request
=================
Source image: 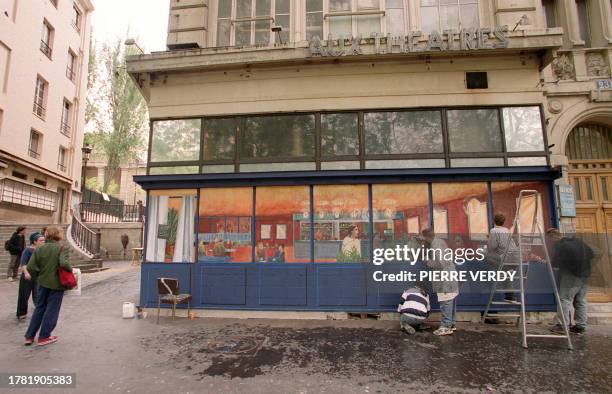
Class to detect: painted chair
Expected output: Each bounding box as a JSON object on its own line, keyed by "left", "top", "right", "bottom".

{"left": 156, "top": 277, "right": 192, "bottom": 324}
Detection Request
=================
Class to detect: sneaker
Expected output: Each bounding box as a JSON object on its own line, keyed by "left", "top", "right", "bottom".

{"left": 550, "top": 324, "right": 566, "bottom": 334}
{"left": 402, "top": 325, "right": 416, "bottom": 335}
{"left": 17, "top": 315, "right": 27, "bottom": 321}
{"left": 570, "top": 325, "right": 586, "bottom": 335}
{"left": 24, "top": 338, "right": 34, "bottom": 346}
{"left": 37, "top": 336, "right": 58, "bottom": 347}
{"left": 433, "top": 327, "right": 454, "bottom": 336}
{"left": 451, "top": 325, "right": 457, "bottom": 332}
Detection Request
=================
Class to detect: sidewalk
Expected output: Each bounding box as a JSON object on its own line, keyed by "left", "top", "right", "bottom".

{"left": 0, "top": 262, "right": 611, "bottom": 393}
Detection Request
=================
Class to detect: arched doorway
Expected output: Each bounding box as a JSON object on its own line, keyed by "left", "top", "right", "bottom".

{"left": 566, "top": 123, "right": 612, "bottom": 301}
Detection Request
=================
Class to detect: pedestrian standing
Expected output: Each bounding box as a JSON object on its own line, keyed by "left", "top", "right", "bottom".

{"left": 548, "top": 228, "right": 595, "bottom": 335}
{"left": 6, "top": 226, "right": 26, "bottom": 281}
{"left": 16, "top": 232, "right": 45, "bottom": 320}
{"left": 22, "top": 227, "right": 72, "bottom": 346}
{"left": 421, "top": 228, "right": 459, "bottom": 336}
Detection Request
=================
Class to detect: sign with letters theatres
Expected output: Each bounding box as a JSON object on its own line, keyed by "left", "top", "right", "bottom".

{"left": 308, "top": 26, "right": 509, "bottom": 57}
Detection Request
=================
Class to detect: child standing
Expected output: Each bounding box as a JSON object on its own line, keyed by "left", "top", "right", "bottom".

{"left": 398, "top": 283, "right": 431, "bottom": 335}
{"left": 421, "top": 228, "right": 459, "bottom": 336}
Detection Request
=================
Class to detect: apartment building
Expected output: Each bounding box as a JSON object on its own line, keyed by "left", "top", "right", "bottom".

{"left": 0, "top": 0, "right": 93, "bottom": 224}
{"left": 127, "top": 0, "right": 612, "bottom": 311}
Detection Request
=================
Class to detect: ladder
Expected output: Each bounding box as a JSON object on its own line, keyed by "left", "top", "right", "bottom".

{"left": 481, "top": 190, "right": 573, "bottom": 349}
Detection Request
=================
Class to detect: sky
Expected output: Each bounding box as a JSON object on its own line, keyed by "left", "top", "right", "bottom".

{"left": 91, "top": 0, "right": 170, "bottom": 52}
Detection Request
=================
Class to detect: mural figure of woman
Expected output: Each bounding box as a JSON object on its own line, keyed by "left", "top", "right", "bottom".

{"left": 341, "top": 224, "right": 361, "bottom": 257}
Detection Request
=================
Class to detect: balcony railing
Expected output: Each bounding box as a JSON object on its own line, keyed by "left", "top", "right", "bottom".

{"left": 66, "top": 66, "right": 76, "bottom": 82}
{"left": 58, "top": 162, "right": 67, "bottom": 172}
{"left": 0, "top": 177, "right": 56, "bottom": 211}
{"left": 28, "top": 148, "right": 40, "bottom": 159}
{"left": 71, "top": 21, "right": 80, "bottom": 33}
{"left": 40, "top": 40, "right": 52, "bottom": 58}
{"left": 79, "top": 202, "right": 145, "bottom": 223}
{"left": 61, "top": 121, "right": 71, "bottom": 136}
{"left": 33, "top": 102, "right": 46, "bottom": 119}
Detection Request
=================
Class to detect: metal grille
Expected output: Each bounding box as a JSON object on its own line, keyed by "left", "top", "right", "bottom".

{"left": 566, "top": 124, "right": 612, "bottom": 161}
{"left": 0, "top": 178, "right": 57, "bottom": 211}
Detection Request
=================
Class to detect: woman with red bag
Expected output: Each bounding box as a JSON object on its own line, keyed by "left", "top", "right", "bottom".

{"left": 22, "top": 227, "right": 73, "bottom": 347}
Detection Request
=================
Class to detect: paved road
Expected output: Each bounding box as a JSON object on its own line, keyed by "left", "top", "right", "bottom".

{"left": 0, "top": 262, "right": 611, "bottom": 393}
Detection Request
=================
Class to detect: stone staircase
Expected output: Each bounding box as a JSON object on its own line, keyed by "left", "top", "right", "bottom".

{"left": 588, "top": 303, "right": 612, "bottom": 325}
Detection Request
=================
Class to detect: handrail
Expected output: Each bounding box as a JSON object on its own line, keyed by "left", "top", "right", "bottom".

{"left": 71, "top": 206, "right": 101, "bottom": 259}
{"left": 79, "top": 202, "right": 145, "bottom": 223}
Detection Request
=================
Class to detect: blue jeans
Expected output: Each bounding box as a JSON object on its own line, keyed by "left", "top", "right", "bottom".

{"left": 557, "top": 273, "right": 588, "bottom": 329}
{"left": 25, "top": 286, "right": 64, "bottom": 340}
{"left": 439, "top": 298, "right": 457, "bottom": 328}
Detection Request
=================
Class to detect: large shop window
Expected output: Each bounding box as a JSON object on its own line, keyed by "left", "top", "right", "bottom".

{"left": 432, "top": 183, "right": 489, "bottom": 246}
{"left": 199, "top": 187, "right": 253, "bottom": 262}
{"left": 256, "top": 186, "right": 311, "bottom": 262}
{"left": 364, "top": 110, "right": 443, "bottom": 155}
{"left": 447, "top": 109, "right": 502, "bottom": 153}
{"left": 420, "top": 0, "right": 479, "bottom": 32}
{"left": 313, "top": 185, "right": 369, "bottom": 262}
{"left": 202, "top": 117, "right": 237, "bottom": 161}
{"left": 491, "top": 182, "right": 549, "bottom": 234}
{"left": 146, "top": 190, "right": 197, "bottom": 262}
{"left": 321, "top": 113, "right": 360, "bottom": 157}
{"left": 502, "top": 107, "right": 545, "bottom": 152}
{"left": 217, "top": 0, "right": 291, "bottom": 46}
{"left": 372, "top": 184, "right": 430, "bottom": 251}
{"left": 241, "top": 114, "right": 316, "bottom": 159}
{"left": 151, "top": 119, "right": 201, "bottom": 162}
{"left": 328, "top": 0, "right": 382, "bottom": 38}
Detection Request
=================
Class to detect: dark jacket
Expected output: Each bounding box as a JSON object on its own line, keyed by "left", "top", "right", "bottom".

{"left": 552, "top": 237, "right": 594, "bottom": 279}
{"left": 19, "top": 246, "right": 35, "bottom": 267}
{"left": 7, "top": 232, "right": 25, "bottom": 256}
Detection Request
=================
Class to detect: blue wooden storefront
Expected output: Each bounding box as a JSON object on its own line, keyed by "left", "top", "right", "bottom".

{"left": 136, "top": 167, "right": 562, "bottom": 313}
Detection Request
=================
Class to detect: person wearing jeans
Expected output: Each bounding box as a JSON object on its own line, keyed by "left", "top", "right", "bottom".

{"left": 16, "top": 232, "right": 44, "bottom": 320}
{"left": 439, "top": 296, "right": 457, "bottom": 329}
{"left": 22, "top": 227, "right": 72, "bottom": 346}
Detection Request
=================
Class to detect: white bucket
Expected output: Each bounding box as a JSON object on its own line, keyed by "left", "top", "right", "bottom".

{"left": 122, "top": 302, "right": 135, "bottom": 319}
{"left": 65, "top": 268, "right": 82, "bottom": 296}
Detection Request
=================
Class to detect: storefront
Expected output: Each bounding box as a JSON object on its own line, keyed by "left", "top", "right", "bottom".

{"left": 134, "top": 106, "right": 562, "bottom": 312}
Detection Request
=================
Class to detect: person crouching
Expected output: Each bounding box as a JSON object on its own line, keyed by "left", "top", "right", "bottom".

{"left": 398, "top": 282, "right": 431, "bottom": 335}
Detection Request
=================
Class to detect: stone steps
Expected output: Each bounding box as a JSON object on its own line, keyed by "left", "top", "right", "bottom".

{"left": 587, "top": 303, "right": 612, "bottom": 325}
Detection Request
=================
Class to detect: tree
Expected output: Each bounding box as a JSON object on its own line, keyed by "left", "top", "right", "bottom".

{"left": 86, "top": 39, "right": 147, "bottom": 193}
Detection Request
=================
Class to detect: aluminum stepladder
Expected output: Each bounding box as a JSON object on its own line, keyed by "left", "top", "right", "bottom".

{"left": 481, "top": 190, "right": 573, "bottom": 349}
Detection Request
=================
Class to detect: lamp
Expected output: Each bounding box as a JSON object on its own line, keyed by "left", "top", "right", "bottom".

{"left": 81, "top": 144, "right": 92, "bottom": 193}
{"left": 124, "top": 38, "right": 144, "bottom": 55}
{"left": 512, "top": 15, "right": 530, "bottom": 31}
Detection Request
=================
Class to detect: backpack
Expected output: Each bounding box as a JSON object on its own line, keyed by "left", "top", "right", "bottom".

{"left": 4, "top": 239, "right": 9, "bottom": 251}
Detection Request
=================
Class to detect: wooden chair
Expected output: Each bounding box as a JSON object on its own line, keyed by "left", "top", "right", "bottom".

{"left": 157, "top": 278, "right": 192, "bottom": 324}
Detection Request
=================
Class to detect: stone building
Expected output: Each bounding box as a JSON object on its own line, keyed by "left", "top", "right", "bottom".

{"left": 0, "top": 0, "right": 93, "bottom": 224}
{"left": 126, "top": 0, "right": 612, "bottom": 311}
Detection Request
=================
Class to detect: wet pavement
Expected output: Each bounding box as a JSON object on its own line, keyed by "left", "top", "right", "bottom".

{"left": 0, "top": 262, "right": 611, "bottom": 393}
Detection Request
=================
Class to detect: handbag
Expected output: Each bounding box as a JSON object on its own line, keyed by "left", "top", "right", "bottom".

{"left": 57, "top": 246, "right": 77, "bottom": 289}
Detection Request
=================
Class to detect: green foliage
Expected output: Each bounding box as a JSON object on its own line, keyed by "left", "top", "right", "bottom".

{"left": 86, "top": 38, "right": 148, "bottom": 194}
{"left": 167, "top": 208, "right": 179, "bottom": 245}
{"left": 336, "top": 248, "right": 361, "bottom": 263}
{"left": 84, "top": 177, "right": 118, "bottom": 195}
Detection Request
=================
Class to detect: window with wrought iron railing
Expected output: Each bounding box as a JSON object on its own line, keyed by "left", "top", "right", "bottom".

{"left": 33, "top": 77, "right": 47, "bottom": 119}
{"left": 72, "top": 6, "right": 82, "bottom": 32}
{"left": 29, "top": 130, "right": 41, "bottom": 159}
{"left": 66, "top": 50, "right": 76, "bottom": 81}
{"left": 41, "top": 21, "right": 53, "bottom": 58}
{"left": 61, "top": 99, "right": 72, "bottom": 136}
{"left": 0, "top": 178, "right": 57, "bottom": 211}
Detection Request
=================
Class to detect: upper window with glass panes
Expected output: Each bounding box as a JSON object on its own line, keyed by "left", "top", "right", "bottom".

{"left": 217, "top": 0, "right": 290, "bottom": 46}
{"left": 420, "top": 0, "right": 479, "bottom": 32}
{"left": 306, "top": 0, "right": 406, "bottom": 40}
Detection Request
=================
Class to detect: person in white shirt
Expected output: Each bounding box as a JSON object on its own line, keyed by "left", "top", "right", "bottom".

{"left": 398, "top": 283, "right": 431, "bottom": 335}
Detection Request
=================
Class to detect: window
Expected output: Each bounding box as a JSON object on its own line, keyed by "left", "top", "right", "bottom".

{"left": 0, "top": 41, "right": 10, "bottom": 93}
{"left": 256, "top": 186, "right": 311, "bottom": 262}
{"left": 198, "top": 187, "right": 253, "bottom": 262}
{"left": 386, "top": 0, "right": 405, "bottom": 34}
{"left": 432, "top": 182, "right": 489, "bottom": 242}
{"left": 313, "top": 184, "right": 369, "bottom": 262}
{"left": 48, "top": 0, "right": 58, "bottom": 7}
{"left": 58, "top": 146, "right": 67, "bottom": 172}
{"left": 306, "top": 0, "right": 324, "bottom": 39}
{"left": 372, "top": 183, "right": 430, "bottom": 250}
{"left": 502, "top": 107, "right": 545, "bottom": 152}
{"left": 447, "top": 109, "right": 502, "bottom": 153}
{"left": 364, "top": 110, "right": 443, "bottom": 154}
{"left": 33, "top": 76, "right": 47, "bottom": 119}
{"left": 542, "top": 0, "right": 557, "bottom": 27}
{"left": 217, "top": 0, "right": 291, "bottom": 46}
{"left": 146, "top": 190, "right": 197, "bottom": 262}
{"left": 575, "top": 0, "right": 591, "bottom": 47}
{"left": 34, "top": 178, "right": 47, "bottom": 187}
{"left": 72, "top": 5, "right": 82, "bottom": 32}
{"left": 420, "top": 0, "right": 479, "bottom": 32}
{"left": 328, "top": 0, "right": 382, "bottom": 38}
{"left": 151, "top": 119, "right": 201, "bottom": 163}
{"left": 321, "top": 113, "right": 359, "bottom": 156}
{"left": 61, "top": 99, "right": 72, "bottom": 136}
{"left": 202, "top": 118, "right": 237, "bottom": 161}
{"left": 241, "top": 114, "right": 315, "bottom": 159}
{"left": 29, "top": 130, "right": 41, "bottom": 159}
{"left": 491, "top": 182, "right": 550, "bottom": 234}
{"left": 12, "top": 171, "right": 27, "bottom": 180}
{"left": 40, "top": 20, "right": 53, "bottom": 59}
{"left": 66, "top": 50, "right": 77, "bottom": 81}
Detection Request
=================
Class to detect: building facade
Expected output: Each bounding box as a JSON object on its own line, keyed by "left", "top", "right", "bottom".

{"left": 0, "top": 0, "right": 93, "bottom": 224}
{"left": 128, "top": 0, "right": 612, "bottom": 311}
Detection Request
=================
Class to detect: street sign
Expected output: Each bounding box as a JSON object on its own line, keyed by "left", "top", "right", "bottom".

{"left": 558, "top": 184, "right": 576, "bottom": 217}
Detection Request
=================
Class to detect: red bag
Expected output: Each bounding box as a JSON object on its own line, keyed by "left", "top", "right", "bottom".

{"left": 57, "top": 246, "right": 77, "bottom": 289}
